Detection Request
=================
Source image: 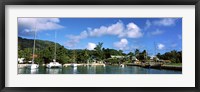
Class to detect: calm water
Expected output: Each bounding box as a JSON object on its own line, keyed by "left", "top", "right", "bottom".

{"left": 18, "top": 65, "right": 181, "bottom": 74}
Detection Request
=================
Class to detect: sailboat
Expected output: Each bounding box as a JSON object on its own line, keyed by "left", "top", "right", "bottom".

{"left": 46, "top": 31, "right": 62, "bottom": 68}
{"left": 27, "top": 25, "right": 39, "bottom": 69}
{"left": 71, "top": 63, "right": 78, "bottom": 67}
{"left": 120, "top": 64, "right": 125, "bottom": 68}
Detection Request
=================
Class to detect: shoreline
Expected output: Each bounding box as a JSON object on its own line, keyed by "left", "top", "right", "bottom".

{"left": 18, "top": 63, "right": 182, "bottom": 71}
{"left": 126, "top": 63, "right": 182, "bottom": 71}
{"left": 18, "top": 63, "right": 106, "bottom": 68}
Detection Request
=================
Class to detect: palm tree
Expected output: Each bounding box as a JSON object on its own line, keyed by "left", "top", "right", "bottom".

{"left": 135, "top": 49, "right": 140, "bottom": 59}
{"left": 94, "top": 42, "right": 104, "bottom": 61}
{"left": 83, "top": 49, "right": 89, "bottom": 63}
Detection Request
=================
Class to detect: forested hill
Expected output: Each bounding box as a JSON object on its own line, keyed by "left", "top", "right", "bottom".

{"left": 18, "top": 37, "right": 63, "bottom": 50}
{"left": 18, "top": 37, "right": 182, "bottom": 64}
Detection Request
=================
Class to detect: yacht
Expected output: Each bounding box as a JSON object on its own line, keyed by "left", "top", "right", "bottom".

{"left": 120, "top": 64, "right": 125, "bottom": 68}
{"left": 71, "top": 63, "right": 78, "bottom": 67}
{"left": 46, "top": 31, "right": 62, "bottom": 68}
{"left": 27, "top": 24, "right": 39, "bottom": 69}
{"left": 46, "top": 59, "right": 62, "bottom": 68}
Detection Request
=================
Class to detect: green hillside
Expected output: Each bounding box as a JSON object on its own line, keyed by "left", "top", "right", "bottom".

{"left": 18, "top": 37, "right": 70, "bottom": 64}
{"left": 18, "top": 37, "right": 62, "bottom": 50}
{"left": 18, "top": 37, "right": 182, "bottom": 65}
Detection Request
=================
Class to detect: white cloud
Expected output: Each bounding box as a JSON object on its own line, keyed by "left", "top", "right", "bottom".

{"left": 88, "top": 21, "right": 124, "bottom": 37}
{"left": 150, "top": 29, "right": 164, "bottom": 35}
{"left": 113, "top": 38, "right": 128, "bottom": 50}
{"left": 87, "top": 43, "right": 97, "bottom": 50}
{"left": 153, "top": 18, "right": 177, "bottom": 26}
{"left": 119, "top": 22, "right": 143, "bottom": 38}
{"left": 126, "top": 22, "right": 143, "bottom": 38}
{"left": 157, "top": 43, "right": 165, "bottom": 50}
{"left": 144, "top": 20, "right": 151, "bottom": 30}
{"left": 67, "top": 31, "right": 88, "bottom": 40}
{"left": 65, "top": 31, "right": 88, "bottom": 47}
{"left": 65, "top": 40, "right": 79, "bottom": 48}
{"left": 18, "top": 18, "right": 64, "bottom": 36}
{"left": 87, "top": 21, "right": 142, "bottom": 38}
{"left": 65, "top": 21, "right": 142, "bottom": 48}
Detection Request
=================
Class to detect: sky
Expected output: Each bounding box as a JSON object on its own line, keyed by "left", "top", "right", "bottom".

{"left": 18, "top": 18, "right": 182, "bottom": 55}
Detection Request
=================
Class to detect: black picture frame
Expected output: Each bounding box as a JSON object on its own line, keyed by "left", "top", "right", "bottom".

{"left": 0, "top": 0, "right": 199, "bottom": 92}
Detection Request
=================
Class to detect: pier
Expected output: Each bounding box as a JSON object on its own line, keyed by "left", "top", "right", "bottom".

{"left": 126, "top": 63, "right": 182, "bottom": 71}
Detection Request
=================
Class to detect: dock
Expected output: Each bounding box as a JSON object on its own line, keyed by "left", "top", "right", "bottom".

{"left": 126, "top": 63, "right": 182, "bottom": 71}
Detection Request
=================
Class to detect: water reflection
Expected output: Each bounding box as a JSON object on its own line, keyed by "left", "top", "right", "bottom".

{"left": 18, "top": 65, "right": 182, "bottom": 74}
{"left": 18, "top": 68, "right": 39, "bottom": 74}
{"left": 18, "top": 68, "right": 25, "bottom": 74}
{"left": 46, "top": 68, "right": 62, "bottom": 74}
{"left": 29, "top": 69, "right": 38, "bottom": 74}
{"left": 73, "top": 67, "right": 77, "bottom": 74}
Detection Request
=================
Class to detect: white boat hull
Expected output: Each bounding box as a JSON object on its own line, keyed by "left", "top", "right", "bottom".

{"left": 27, "top": 64, "right": 39, "bottom": 69}
{"left": 46, "top": 62, "right": 62, "bottom": 68}
{"left": 120, "top": 64, "right": 125, "bottom": 68}
{"left": 71, "top": 64, "right": 78, "bottom": 67}
{"left": 46, "top": 65, "right": 62, "bottom": 68}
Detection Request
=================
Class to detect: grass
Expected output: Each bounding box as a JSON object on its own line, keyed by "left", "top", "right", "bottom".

{"left": 164, "top": 63, "right": 182, "bottom": 67}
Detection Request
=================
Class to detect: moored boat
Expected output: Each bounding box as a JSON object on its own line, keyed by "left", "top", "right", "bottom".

{"left": 46, "top": 31, "right": 62, "bottom": 69}
{"left": 71, "top": 63, "right": 78, "bottom": 67}
{"left": 27, "top": 64, "right": 39, "bottom": 69}
{"left": 120, "top": 64, "right": 125, "bottom": 68}
{"left": 27, "top": 24, "right": 39, "bottom": 69}
{"left": 46, "top": 59, "right": 62, "bottom": 68}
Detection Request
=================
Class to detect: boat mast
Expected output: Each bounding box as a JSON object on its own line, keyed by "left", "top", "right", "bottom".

{"left": 154, "top": 42, "right": 157, "bottom": 62}
{"left": 54, "top": 31, "right": 57, "bottom": 62}
{"left": 73, "top": 50, "right": 76, "bottom": 63}
{"left": 32, "top": 23, "right": 37, "bottom": 64}
{"left": 154, "top": 42, "right": 156, "bottom": 56}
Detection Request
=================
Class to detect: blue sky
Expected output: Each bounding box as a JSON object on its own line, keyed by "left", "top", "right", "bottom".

{"left": 18, "top": 18, "right": 182, "bottom": 55}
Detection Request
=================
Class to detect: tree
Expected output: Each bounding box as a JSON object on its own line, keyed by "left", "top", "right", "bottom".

{"left": 18, "top": 37, "right": 182, "bottom": 65}
{"left": 56, "top": 46, "right": 69, "bottom": 64}
{"left": 23, "top": 48, "right": 33, "bottom": 61}
{"left": 142, "top": 50, "right": 147, "bottom": 59}
{"left": 94, "top": 42, "right": 104, "bottom": 61}
{"left": 103, "top": 48, "right": 111, "bottom": 59}
{"left": 156, "top": 53, "right": 161, "bottom": 59}
{"left": 84, "top": 49, "right": 89, "bottom": 62}
{"left": 135, "top": 49, "right": 140, "bottom": 59}
{"left": 156, "top": 50, "right": 182, "bottom": 63}
{"left": 41, "top": 45, "right": 54, "bottom": 64}
{"left": 119, "top": 50, "right": 123, "bottom": 55}
{"left": 72, "top": 50, "right": 77, "bottom": 63}
{"left": 127, "top": 52, "right": 134, "bottom": 62}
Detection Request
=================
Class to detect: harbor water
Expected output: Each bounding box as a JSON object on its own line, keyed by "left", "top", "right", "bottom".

{"left": 18, "top": 65, "right": 181, "bottom": 74}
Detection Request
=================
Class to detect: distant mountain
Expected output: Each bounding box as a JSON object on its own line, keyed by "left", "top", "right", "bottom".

{"left": 18, "top": 37, "right": 62, "bottom": 50}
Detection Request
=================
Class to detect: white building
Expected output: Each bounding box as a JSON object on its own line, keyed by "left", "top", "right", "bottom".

{"left": 18, "top": 58, "right": 25, "bottom": 63}
{"left": 111, "top": 55, "right": 125, "bottom": 59}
